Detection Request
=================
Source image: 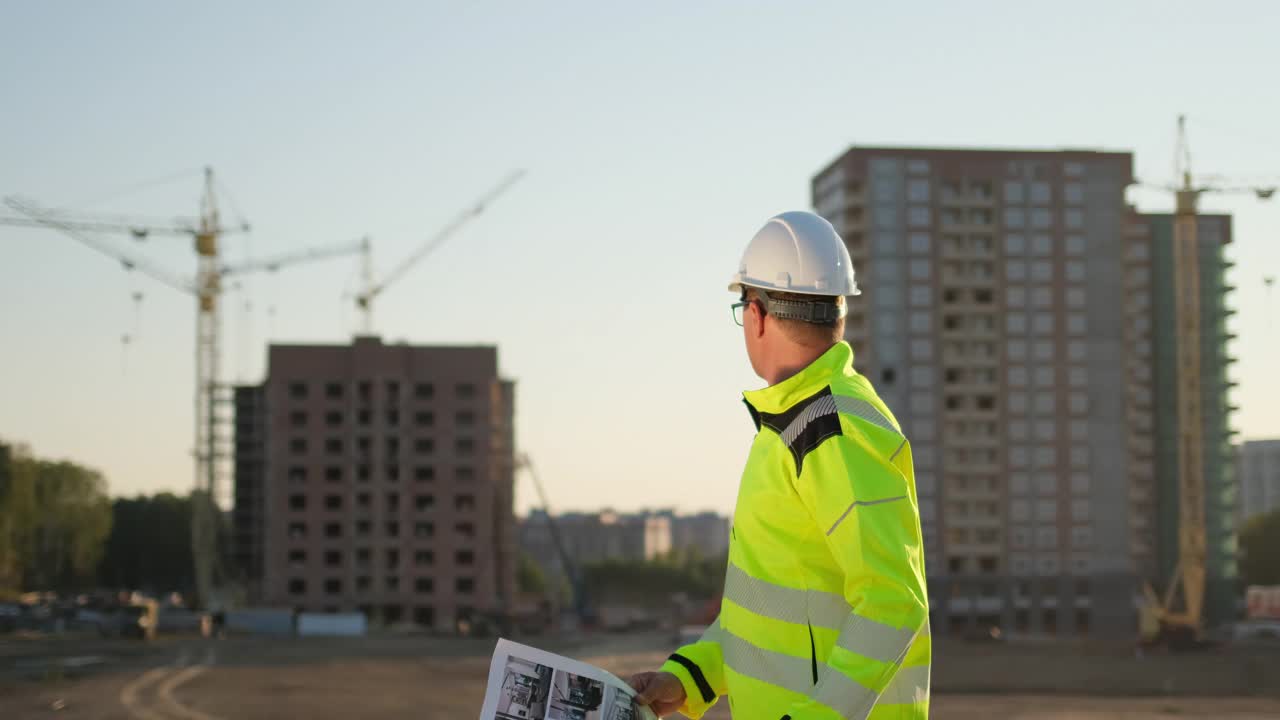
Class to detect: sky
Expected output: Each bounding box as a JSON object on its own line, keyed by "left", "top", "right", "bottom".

{"left": 1, "top": 1, "right": 1278, "bottom": 517}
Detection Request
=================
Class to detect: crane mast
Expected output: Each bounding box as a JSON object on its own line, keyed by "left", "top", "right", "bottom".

{"left": 1164, "top": 115, "right": 1208, "bottom": 635}
{"left": 1141, "top": 116, "right": 1275, "bottom": 643}
{"left": 192, "top": 167, "right": 225, "bottom": 609}
{"left": 517, "top": 454, "right": 588, "bottom": 625}
{"left": 1, "top": 167, "right": 364, "bottom": 609}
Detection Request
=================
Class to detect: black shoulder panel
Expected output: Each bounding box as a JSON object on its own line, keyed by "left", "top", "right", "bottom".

{"left": 756, "top": 386, "right": 829, "bottom": 435}
{"left": 790, "top": 413, "right": 841, "bottom": 475}
{"left": 757, "top": 386, "right": 842, "bottom": 475}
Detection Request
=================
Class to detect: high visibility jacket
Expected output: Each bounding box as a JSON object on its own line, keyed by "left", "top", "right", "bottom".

{"left": 661, "top": 342, "right": 930, "bottom": 719}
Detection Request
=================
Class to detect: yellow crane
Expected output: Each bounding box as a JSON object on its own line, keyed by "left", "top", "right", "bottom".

{"left": 353, "top": 170, "right": 525, "bottom": 333}
{"left": 1, "top": 167, "right": 365, "bottom": 609}
{"left": 1139, "top": 116, "right": 1275, "bottom": 644}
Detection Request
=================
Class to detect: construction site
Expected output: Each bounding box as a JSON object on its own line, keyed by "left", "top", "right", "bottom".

{"left": 2, "top": 117, "right": 1278, "bottom": 719}
{"left": 4, "top": 4, "right": 1280, "bottom": 717}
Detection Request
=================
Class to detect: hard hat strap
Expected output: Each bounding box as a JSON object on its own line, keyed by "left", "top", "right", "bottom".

{"left": 759, "top": 291, "right": 846, "bottom": 324}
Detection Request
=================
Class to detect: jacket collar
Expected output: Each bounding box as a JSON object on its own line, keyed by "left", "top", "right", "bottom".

{"left": 742, "top": 341, "right": 855, "bottom": 426}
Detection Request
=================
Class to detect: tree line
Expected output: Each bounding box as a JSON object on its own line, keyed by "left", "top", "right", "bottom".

{"left": 1, "top": 440, "right": 194, "bottom": 598}
{"left": 580, "top": 548, "right": 730, "bottom": 605}
{"left": 1239, "top": 508, "right": 1280, "bottom": 587}
{"left": 6, "top": 433, "right": 1280, "bottom": 603}
{"left": 0, "top": 441, "right": 113, "bottom": 594}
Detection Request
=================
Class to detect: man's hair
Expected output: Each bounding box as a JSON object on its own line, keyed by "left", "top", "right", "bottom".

{"left": 746, "top": 287, "right": 846, "bottom": 348}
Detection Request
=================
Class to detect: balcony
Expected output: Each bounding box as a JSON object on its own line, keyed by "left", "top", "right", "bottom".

{"left": 939, "top": 382, "right": 1000, "bottom": 399}
{"left": 939, "top": 325, "right": 999, "bottom": 342}
{"left": 943, "top": 495, "right": 1004, "bottom": 514}
{"left": 1126, "top": 439, "right": 1153, "bottom": 457}
{"left": 944, "top": 355, "right": 1000, "bottom": 372}
{"left": 943, "top": 540, "right": 1004, "bottom": 556}
{"left": 940, "top": 270, "right": 997, "bottom": 288}
{"left": 956, "top": 461, "right": 1003, "bottom": 476}
{"left": 940, "top": 434, "right": 1001, "bottom": 450}
{"left": 939, "top": 247, "right": 997, "bottom": 261}
{"left": 939, "top": 187, "right": 996, "bottom": 209}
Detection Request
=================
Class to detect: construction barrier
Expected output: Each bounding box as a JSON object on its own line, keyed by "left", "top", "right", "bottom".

{"left": 297, "top": 612, "right": 367, "bottom": 637}
{"left": 227, "top": 608, "right": 295, "bottom": 636}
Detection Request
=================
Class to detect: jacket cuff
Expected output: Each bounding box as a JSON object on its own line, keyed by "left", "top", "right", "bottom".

{"left": 660, "top": 653, "right": 716, "bottom": 719}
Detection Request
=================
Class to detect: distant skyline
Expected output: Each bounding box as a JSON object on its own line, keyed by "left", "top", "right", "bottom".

{"left": 2, "top": 2, "right": 1278, "bottom": 515}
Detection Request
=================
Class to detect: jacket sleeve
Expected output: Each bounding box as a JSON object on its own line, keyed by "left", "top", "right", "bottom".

{"left": 658, "top": 616, "right": 727, "bottom": 719}
{"left": 783, "top": 432, "right": 929, "bottom": 720}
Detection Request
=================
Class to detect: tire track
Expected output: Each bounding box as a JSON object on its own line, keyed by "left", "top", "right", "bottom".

{"left": 118, "top": 648, "right": 221, "bottom": 720}
{"left": 119, "top": 667, "right": 171, "bottom": 720}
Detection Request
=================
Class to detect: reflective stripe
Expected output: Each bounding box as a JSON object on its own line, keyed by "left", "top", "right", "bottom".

{"left": 724, "top": 563, "right": 931, "bottom": 651}
{"left": 779, "top": 394, "right": 901, "bottom": 448}
{"left": 718, "top": 625, "right": 819, "bottom": 697}
{"left": 825, "top": 495, "right": 908, "bottom": 536}
{"left": 780, "top": 394, "right": 838, "bottom": 446}
{"left": 806, "top": 589, "right": 853, "bottom": 631}
{"left": 879, "top": 664, "right": 930, "bottom": 706}
{"left": 725, "top": 564, "right": 812, "bottom": 626}
{"left": 812, "top": 667, "right": 879, "bottom": 719}
{"left": 832, "top": 395, "right": 899, "bottom": 435}
{"left": 723, "top": 564, "right": 847, "bottom": 630}
{"left": 834, "top": 613, "right": 918, "bottom": 665}
{"left": 699, "top": 616, "right": 721, "bottom": 643}
{"left": 718, "top": 617, "right": 928, "bottom": 717}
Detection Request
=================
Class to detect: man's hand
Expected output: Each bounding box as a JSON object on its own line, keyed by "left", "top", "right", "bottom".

{"left": 628, "top": 671, "right": 686, "bottom": 717}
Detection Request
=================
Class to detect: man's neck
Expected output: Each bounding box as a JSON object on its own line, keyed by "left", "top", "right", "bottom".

{"left": 764, "top": 343, "right": 833, "bottom": 386}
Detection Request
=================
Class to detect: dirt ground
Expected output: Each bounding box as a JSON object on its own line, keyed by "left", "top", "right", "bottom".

{"left": 1, "top": 632, "right": 1278, "bottom": 719}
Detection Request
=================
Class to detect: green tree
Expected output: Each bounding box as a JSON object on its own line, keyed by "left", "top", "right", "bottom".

{"left": 0, "top": 441, "right": 113, "bottom": 593}
{"left": 0, "top": 442, "right": 36, "bottom": 594}
{"left": 517, "top": 552, "right": 548, "bottom": 595}
{"left": 1240, "top": 509, "right": 1280, "bottom": 586}
{"left": 99, "top": 493, "right": 195, "bottom": 594}
{"left": 24, "top": 459, "right": 113, "bottom": 590}
{"left": 582, "top": 551, "right": 728, "bottom": 606}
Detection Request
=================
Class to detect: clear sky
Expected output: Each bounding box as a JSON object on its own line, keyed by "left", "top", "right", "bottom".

{"left": 2, "top": 1, "right": 1277, "bottom": 516}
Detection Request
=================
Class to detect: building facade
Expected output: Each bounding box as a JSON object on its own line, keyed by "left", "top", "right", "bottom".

{"left": 519, "top": 510, "right": 673, "bottom": 582}
{"left": 1239, "top": 439, "right": 1280, "bottom": 524}
{"left": 811, "top": 147, "right": 1238, "bottom": 636}
{"left": 666, "top": 511, "right": 731, "bottom": 559}
{"left": 233, "top": 337, "right": 516, "bottom": 631}
{"left": 519, "top": 509, "right": 737, "bottom": 594}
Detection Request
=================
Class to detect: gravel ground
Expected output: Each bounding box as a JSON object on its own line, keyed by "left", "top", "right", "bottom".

{"left": 1, "top": 632, "right": 1277, "bottom": 719}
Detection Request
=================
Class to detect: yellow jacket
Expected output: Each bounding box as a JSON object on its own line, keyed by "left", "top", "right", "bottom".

{"left": 662, "top": 342, "right": 930, "bottom": 719}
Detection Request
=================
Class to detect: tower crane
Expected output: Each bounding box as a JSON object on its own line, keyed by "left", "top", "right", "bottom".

{"left": 354, "top": 170, "right": 525, "bottom": 333}
{"left": 1137, "top": 116, "right": 1275, "bottom": 644}
{"left": 1, "top": 167, "right": 365, "bottom": 609}
{"left": 516, "top": 453, "right": 590, "bottom": 626}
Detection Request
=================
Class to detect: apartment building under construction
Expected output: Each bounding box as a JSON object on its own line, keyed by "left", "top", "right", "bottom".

{"left": 812, "top": 147, "right": 1237, "bottom": 636}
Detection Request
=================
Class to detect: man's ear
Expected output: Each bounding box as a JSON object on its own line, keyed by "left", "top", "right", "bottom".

{"left": 749, "top": 300, "right": 767, "bottom": 339}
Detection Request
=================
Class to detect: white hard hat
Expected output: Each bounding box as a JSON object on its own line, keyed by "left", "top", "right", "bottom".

{"left": 728, "top": 211, "right": 860, "bottom": 297}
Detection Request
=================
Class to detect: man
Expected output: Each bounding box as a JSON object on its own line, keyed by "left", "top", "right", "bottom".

{"left": 629, "top": 211, "right": 930, "bottom": 719}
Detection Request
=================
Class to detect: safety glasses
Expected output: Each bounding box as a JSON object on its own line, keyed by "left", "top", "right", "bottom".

{"left": 731, "top": 292, "right": 767, "bottom": 327}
